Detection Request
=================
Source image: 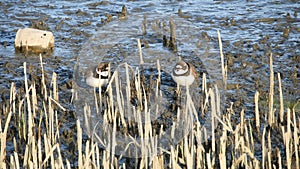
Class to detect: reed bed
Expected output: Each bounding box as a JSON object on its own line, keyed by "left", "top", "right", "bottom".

{"left": 1, "top": 37, "right": 299, "bottom": 169}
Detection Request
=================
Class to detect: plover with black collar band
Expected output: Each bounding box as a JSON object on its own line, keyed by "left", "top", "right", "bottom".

{"left": 171, "top": 60, "right": 197, "bottom": 87}
{"left": 85, "top": 62, "right": 110, "bottom": 88}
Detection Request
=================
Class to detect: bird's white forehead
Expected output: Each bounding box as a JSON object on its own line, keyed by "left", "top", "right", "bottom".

{"left": 175, "top": 64, "right": 183, "bottom": 69}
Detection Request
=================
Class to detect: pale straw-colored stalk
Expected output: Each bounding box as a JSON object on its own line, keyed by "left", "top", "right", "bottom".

{"left": 137, "top": 38, "right": 144, "bottom": 65}
{"left": 217, "top": 30, "right": 227, "bottom": 89}
{"left": 292, "top": 106, "right": 299, "bottom": 169}
{"left": 278, "top": 73, "right": 284, "bottom": 124}
{"left": 268, "top": 53, "right": 274, "bottom": 126}
{"left": 254, "top": 91, "right": 260, "bottom": 131}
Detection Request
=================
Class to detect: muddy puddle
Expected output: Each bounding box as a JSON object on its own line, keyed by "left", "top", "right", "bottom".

{"left": 0, "top": 0, "right": 299, "bottom": 166}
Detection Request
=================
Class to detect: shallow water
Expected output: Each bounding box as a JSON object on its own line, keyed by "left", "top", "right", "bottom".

{"left": 0, "top": 0, "right": 299, "bottom": 163}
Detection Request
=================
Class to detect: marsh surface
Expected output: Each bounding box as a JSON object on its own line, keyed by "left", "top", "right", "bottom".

{"left": 0, "top": 0, "right": 299, "bottom": 166}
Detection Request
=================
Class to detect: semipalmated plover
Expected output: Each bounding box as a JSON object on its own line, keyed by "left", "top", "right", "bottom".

{"left": 85, "top": 62, "right": 110, "bottom": 88}
{"left": 171, "top": 60, "right": 197, "bottom": 87}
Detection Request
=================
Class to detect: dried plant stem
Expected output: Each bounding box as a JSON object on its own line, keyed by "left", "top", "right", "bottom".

{"left": 268, "top": 53, "right": 274, "bottom": 126}
{"left": 278, "top": 73, "right": 284, "bottom": 124}
{"left": 77, "top": 119, "right": 83, "bottom": 168}
{"left": 254, "top": 91, "right": 260, "bottom": 131}
{"left": 137, "top": 38, "right": 144, "bottom": 65}
{"left": 284, "top": 108, "right": 292, "bottom": 169}
{"left": 40, "top": 54, "right": 47, "bottom": 100}
{"left": 267, "top": 130, "right": 272, "bottom": 169}
{"left": 262, "top": 126, "right": 266, "bottom": 169}
{"left": 217, "top": 30, "right": 227, "bottom": 89}
{"left": 209, "top": 88, "right": 216, "bottom": 168}
{"left": 24, "top": 62, "right": 33, "bottom": 139}
{"left": 219, "top": 127, "right": 227, "bottom": 169}
{"left": 0, "top": 109, "right": 12, "bottom": 169}
{"left": 292, "top": 108, "right": 299, "bottom": 169}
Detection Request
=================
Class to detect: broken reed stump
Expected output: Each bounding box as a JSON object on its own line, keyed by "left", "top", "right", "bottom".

{"left": 169, "top": 18, "right": 177, "bottom": 52}
{"left": 162, "top": 18, "right": 177, "bottom": 52}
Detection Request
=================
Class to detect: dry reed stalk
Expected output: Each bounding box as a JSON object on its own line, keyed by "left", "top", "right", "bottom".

{"left": 233, "top": 124, "right": 241, "bottom": 167}
{"left": 41, "top": 133, "right": 59, "bottom": 167}
{"left": 10, "top": 82, "right": 16, "bottom": 117}
{"left": 152, "top": 155, "right": 164, "bottom": 169}
{"left": 102, "top": 148, "right": 110, "bottom": 168}
{"left": 84, "top": 140, "right": 91, "bottom": 168}
{"left": 292, "top": 108, "right": 299, "bottom": 169}
{"left": 184, "top": 136, "right": 194, "bottom": 169}
{"left": 194, "top": 121, "right": 205, "bottom": 169}
{"left": 110, "top": 110, "right": 117, "bottom": 167}
{"left": 243, "top": 144, "right": 260, "bottom": 168}
{"left": 248, "top": 123, "right": 254, "bottom": 153}
{"left": 155, "top": 60, "right": 161, "bottom": 118}
{"left": 241, "top": 124, "right": 253, "bottom": 168}
{"left": 267, "top": 130, "right": 272, "bottom": 169}
{"left": 268, "top": 53, "right": 274, "bottom": 126}
{"left": 93, "top": 87, "right": 100, "bottom": 114}
{"left": 201, "top": 73, "right": 208, "bottom": 116}
{"left": 37, "top": 132, "right": 42, "bottom": 168}
{"left": 77, "top": 119, "right": 83, "bottom": 169}
{"left": 195, "top": 144, "right": 204, "bottom": 169}
{"left": 0, "top": 108, "right": 12, "bottom": 168}
{"left": 137, "top": 38, "right": 144, "bottom": 65}
{"left": 31, "top": 135, "right": 38, "bottom": 168}
{"left": 217, "top": 30, "right": 227, "bottom": 89}
{"left": 283, "top": 108, "right": 292, "bottom": 169}
{"left": 278, "top": 73, "right": 284, "bottom": 124}
{"left": 209, "top": 88, "right": 216, "bottom": 168}
{"left": 262, "top": 126, "right": 266, "bottom": 169}
{"left": 169, "top": 145, "right": 180, "bottom": 169}
{"left": 219, "top": 127, "right": 227, "bottom": 169}
{"left": 9, "top": 155, "right": 14, "bottom": 168}
{"left": 23, "top": 144, "right": 29, "bottom": 167}
{"left": 125, "top": 63, "right": 133, "bottom": 123}
{"left": 240, "top": 109, "right": 244, "bottom": 135}
{"left": 276, "top": 147, "right": 282, "bottom": 169}
{"left": 114, "top": 70, "right": 127, "bottom": 128}
{"left": 107, "top": 76, "right": 115, "bottom": 123}
{"left": 14, "top": 151, "right": 20, "bottom": 169}
{"left": 56, "top": 141, "right": 64, "bottom": 168}
{"left": 24, "top": 62, "right": 34, "bottom": 139}
{"left": 13, "top": 138, "right": 17, "bottom": 158}
{"left": 48, "top": 95, "right": 55, "bottom": 144}
{"left": 244, "top": 121, "right": 250, "bottom": 155}
{"left": 51, "top": 72, "right": 58, "bottom": 101}
{"left": 39, "top": 54, "right": 47, "bottom": 100}
{"left": 31, "top": 83, "right": 37, "bottom": 117}
{"left": 49, "top": 97, "right": 66, "bottom": 112}
{"left": 206, "top": 152, "right": 212, "bottom": 169}
{"left": 254, "top": 91, "right": 260, "bottom": 131}
{"left": 95, "top": 144, "right": 100, "bottom": 168}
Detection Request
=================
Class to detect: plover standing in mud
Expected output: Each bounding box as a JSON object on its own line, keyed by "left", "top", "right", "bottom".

{"left": 171, "top": 60, "right": 197, "bottom": 87}
{"left": 85, "top": 62, "right": 110, "bottom": 88}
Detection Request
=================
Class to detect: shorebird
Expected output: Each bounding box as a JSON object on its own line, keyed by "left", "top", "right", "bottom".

{"left": 171, "top": 60, "right": 197, "bottom": 107}
{"left": 85, "top": 62, "right": 110, "bottom": 88}
{"left": 171, "top": 60, "right": 197, "bottom": 87}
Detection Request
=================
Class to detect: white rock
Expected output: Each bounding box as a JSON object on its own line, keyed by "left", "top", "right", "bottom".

{"left": 14, "top": 28, "right": 54, "bottom": 52}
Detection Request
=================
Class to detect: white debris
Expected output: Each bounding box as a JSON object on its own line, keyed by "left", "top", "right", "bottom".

{"left": 14, "top": 28, "right": 54, "bottom": 52}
